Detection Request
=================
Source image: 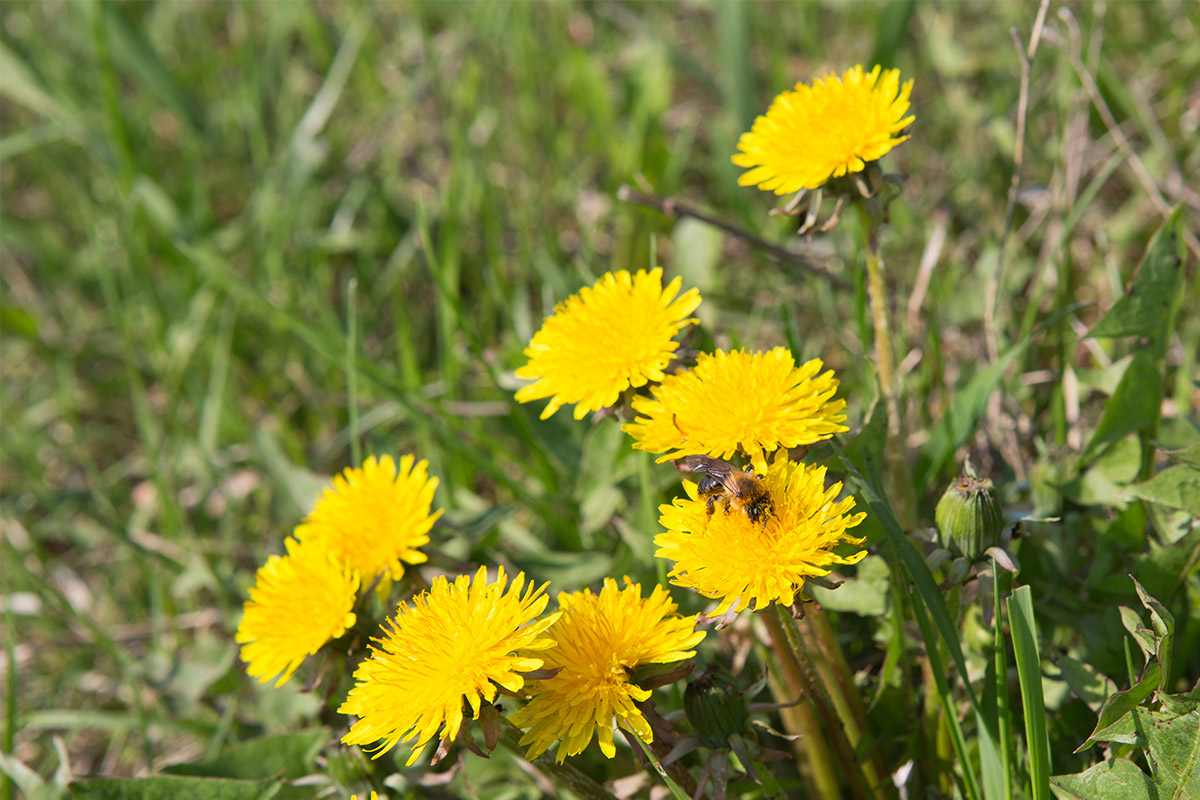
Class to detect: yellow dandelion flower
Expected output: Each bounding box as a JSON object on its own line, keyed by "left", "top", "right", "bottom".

{"left": 515, "top": 268, "right": 702, "bottom": 420}
{"left": 340, "top": 566, "right": 559, "bottom": 766}
{"left": 349, "top": 793, "right": 378, "bottom": 800}
{"left": 294, "top": 455, "right": 441, "bottom": 589}
{"left": 657, "top": 457, "right": 867, "bottom": 617}
{"left": 236, "top": 537, "right": 359, "bottom": 687}
{"left": 733, "top": 64, "right": 915, "bottom": 194}
{"left": 510, "top": 578, "right": 705, "bottom": 763}
{"left": 622, "top": 347, "right": 848, "bottom": 471}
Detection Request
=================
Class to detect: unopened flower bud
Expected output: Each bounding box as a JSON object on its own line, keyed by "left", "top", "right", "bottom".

{"left": 936, "top": 474, "right": 1004, "bottom": 560}
{"left": 684, "top": 666, "right": 748, "bottom": 750}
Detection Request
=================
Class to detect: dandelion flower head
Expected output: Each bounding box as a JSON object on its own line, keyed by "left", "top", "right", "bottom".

{"left": 236, "top": 537, "right": 359, "bottom": 687}
{"left": 515, "top": 268, "right": 701, "bottom": 420}
{"left": 622, "top": 347, "right": 848, "bottom": 471}
{"left": 510, "top": 578, "right": 705, "bottom": 762}
{"left": 657, "top": 457, "right": 866, "bottom": 617}
{"left": 340, "top": 566, "right": 558, "bottom": 766}
{"left": 733, "top": 64, "right": 914, "bottom": 194}
{"left": 294, "top": 455, "right": 441, "bottom": 588}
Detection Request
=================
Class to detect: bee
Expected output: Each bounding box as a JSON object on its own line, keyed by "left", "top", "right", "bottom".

{"left": 676, "top": 455, "right": 774, "bottom": 526}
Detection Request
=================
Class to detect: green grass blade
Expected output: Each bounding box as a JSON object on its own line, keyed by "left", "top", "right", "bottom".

{"left": 994, "top": 567, "right": 1015, "bottom": 800}
{"left": 833, "top": 440, "right": 1003, "bottom": 800}
{"left": 1007, "top": 586, "right": 1052, "bottom": 800}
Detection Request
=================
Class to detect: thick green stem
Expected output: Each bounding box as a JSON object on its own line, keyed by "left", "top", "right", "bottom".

{"left": 773, "top": 605, "right": 874, "bottom": 800}
{"left": 803, "top": 610, "right": 891, "bottom": 796}
{"left": 764, "top": 610, "right": 842, "bottom": 800}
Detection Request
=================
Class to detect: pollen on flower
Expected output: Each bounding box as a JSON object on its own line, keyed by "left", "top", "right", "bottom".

{"left": 510, "top": 578, "right": 705, "bottom": 763}
{"left": 622, "top": 348, "right": 848, "bottom": 471}
{"left": 236, "top": 537, "right": 359, "bottom": 687}
{"left": 340, "top": 566, "right": 559, "bottom": 766}
{"left": 733, "top": 64, "right": 914, "bottom": 194}
{"left": 656, "top": 457, "right": 867, "bottom": 617}
{"left": 515, "top": 268, "right": 701, "bottom": 420}
{"left": 294, "top": 455, "right": 441, "bottom": 590}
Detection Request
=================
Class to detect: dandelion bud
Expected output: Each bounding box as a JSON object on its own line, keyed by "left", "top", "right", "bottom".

{"left": 935, "top": 474, "right": 1004, "bottom": 560}
{"left": 684, "top": 666, "right": 748, "bottom": 750}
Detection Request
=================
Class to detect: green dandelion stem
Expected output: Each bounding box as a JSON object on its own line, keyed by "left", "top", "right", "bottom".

{"left": 857, "top": 203, "right": 916, "bottom": 529}
{"left": 771, "top": 605, "right": 875, "bottom": 800}
{"left": 802, "top": 609, "right": 888, "bottom": 793}
{"left": 764, "top": 615, "right": 842, "bottom": 800}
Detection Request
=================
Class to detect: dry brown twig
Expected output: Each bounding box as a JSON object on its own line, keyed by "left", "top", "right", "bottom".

{"left": 1045, "top": 8, "right": 1200, "bottom": 259}
{"left": 615, "top": 185, "right": 851, "bottom": 291}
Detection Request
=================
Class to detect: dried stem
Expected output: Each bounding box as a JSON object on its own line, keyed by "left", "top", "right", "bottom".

{"left": 987, "top": 0, "right": 1049, "bottom": 365}
{"left": 616, "top": 185, "right": 851, "bottom": 290}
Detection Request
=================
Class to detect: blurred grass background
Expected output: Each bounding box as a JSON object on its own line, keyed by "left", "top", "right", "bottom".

{"left": 2, "top": 0, "right": 1198, "bottom": 796}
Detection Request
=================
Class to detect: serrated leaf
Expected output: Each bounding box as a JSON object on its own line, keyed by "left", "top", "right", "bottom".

{"left": 1082, "top": 352, "right": 1162, "bottom": 461}
{"left": 68, "top": 776, "right": 280, "bottom": 800}
{"left": 1088, "top": 208, "right": 1185, "bottom": 342}
{"left": 1119, "top": 605, "right": 1158, "bottom": 664}
{"left": 1077, "top": 669, "right": 1159, "bottom": 752}
{"left": 1126, "top": 466, "right": 1200, "bottom": 516}
{"left": 163, "top": 730, "right": 328, "bottom": 780}
{"left": 1131, "top": 576, "right": 1174, "bottom": 695}
{"left": 1050, "top": 758, "right": 1156, "bottom": 800}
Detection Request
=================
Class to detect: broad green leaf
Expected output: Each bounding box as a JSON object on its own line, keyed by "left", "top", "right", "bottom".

{"left": 163, "top": 730, "right": 328, "bottom": 780}
{"left": 1057, "top": 654, "right": 1118, "bottom": 713}
{"left": 68, "top": 776, "right": 280, "bottom": 800}
{"left": 811, "top": 554, "right": 890, "bottom": 615}
{"left": 1082, "top": 351, "right": 1162, "bottom": 461}
{"left": 1126, "top": 466, "right": 1200, "bottom": 516}
{"left": 1140, "top": 706, "right": 1200, "bottom": 798}
{"left": 1163, "top": 441, "right": 1200, "bottom": 466}
{"left": 1049, "top": 758, "right": 1156, "bottom": 800}
{"left": 1061, "top": 437, "right": 1141, "bottom": 508}
{"left": 0, "top": 304, "right": 38, "bottom": 339}
{"left": 1088, "top": 208, "right": 1185, "bottom": 345}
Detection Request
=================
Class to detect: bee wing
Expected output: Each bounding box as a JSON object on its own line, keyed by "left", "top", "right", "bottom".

{"left": 677, "top": 455, "right": 744, "bottom": 494}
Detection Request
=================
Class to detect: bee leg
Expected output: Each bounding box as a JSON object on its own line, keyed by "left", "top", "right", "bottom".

{"left": 705, "top": 496, "right": 717, "bottom": 518}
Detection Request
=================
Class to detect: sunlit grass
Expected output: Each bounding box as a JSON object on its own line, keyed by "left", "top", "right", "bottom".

{"left": 2, "top": 2, "right": 1197, "bottom": 799}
